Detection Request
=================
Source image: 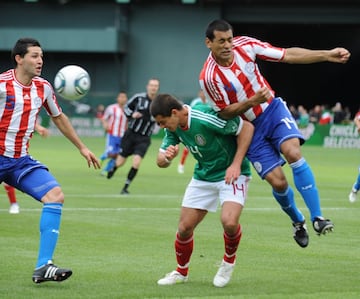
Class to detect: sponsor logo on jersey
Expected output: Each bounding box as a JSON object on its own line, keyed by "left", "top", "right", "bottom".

{"left": 224, "top": 82, "right": 236, "bottom": 93}
{"left": 5, "top": 95, "right": 15, "bottom": 109}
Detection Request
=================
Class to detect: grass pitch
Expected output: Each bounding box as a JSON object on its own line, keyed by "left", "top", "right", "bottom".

{"left": 0, "top": 135, "right": 359, "bottom": 298}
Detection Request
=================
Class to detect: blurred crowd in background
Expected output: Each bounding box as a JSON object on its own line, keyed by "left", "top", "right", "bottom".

{"left": 288, "top": 102, "right": 355, "bottom": 128}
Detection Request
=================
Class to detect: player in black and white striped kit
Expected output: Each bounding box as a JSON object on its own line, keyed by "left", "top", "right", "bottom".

{"left": 107, "top": 78, "right": 160, "bottom": 194}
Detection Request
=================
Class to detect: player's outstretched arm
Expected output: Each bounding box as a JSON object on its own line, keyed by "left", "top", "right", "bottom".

{"left": 51, "top": 113, "right": 101, "bottom": 169}
{"left": 224, "top": 120, "right": 254, "bottom": 184}
{"left": 283, "top": 47, "right": 350, "bottom": 64}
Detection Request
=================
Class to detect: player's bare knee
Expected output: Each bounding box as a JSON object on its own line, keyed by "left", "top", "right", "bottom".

{"left": 221, "top": 219, "right": 239, "bottom": 233}
{"left": 284, "top": 151, "right": 302, "bottom": 164}
{"left": 272, "top": 179, "right": 288, "bottom": 191}
{"left": 42, "top": 186, "right": 65, "bottom": 204}
{"left": 281, "top": 144, "right": 302, "bottom": 163}
{"left": 266, "top": 170, "right": 288, "bottom": 191}
{"left": 177, "top": 224, "right": 194, "bottom": 238}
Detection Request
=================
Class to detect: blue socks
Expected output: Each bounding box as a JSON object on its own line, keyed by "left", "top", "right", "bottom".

{"left": 104, "top": 159, "right": 115, "bottom": 172}
{"left": 36, "top": 203, "right": 62, "bottom": 268}
{"left": 353, "top": 166, "right": 360, "bottom": 191}
{"left": 290, "top": 158, "right": 322, "bottom": 221}
{"left": 273, "top": 186, "right": 304, "bottom": 223}
{"left": 99, "top": 152, "right": 107, "bottom": 161}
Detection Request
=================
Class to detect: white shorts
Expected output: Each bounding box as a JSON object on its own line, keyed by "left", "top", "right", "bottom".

{"left": 182, "top": 175, "right": 250, "bottom": 212}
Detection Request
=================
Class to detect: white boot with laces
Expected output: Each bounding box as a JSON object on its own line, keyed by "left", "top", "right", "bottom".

{"left": 157, "top": 270, "right": 188, "bottom": 285}
{"left": 213, "top": 260, "right": 235, "bottom": 288}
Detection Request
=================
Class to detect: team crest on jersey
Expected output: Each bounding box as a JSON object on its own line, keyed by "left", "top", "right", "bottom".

{"left": 194, "top": 134, "right": 206, "bottom": 146}
{"left": 245, "top": 62, "right": 255, "bottom": 74}
{"left": 253, "top": 161, "right": 262, "bottom": 174}
{"left": 34, "top": 97, "right": 43, "bottom": 108}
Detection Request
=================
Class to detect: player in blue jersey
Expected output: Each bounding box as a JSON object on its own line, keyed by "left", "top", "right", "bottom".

{"left": 150, "top": 93, "right": 254, "bottom": 288}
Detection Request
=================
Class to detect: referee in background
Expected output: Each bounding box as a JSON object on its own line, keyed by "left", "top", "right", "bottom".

{"left": 107, "top": 78, "right": 160, "bottom": 195}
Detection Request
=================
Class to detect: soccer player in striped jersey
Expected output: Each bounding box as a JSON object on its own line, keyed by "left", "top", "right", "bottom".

{"left": 349, "top": 109, "right": 360, "bottom": 202}
{"left": 200, "top": 20, "right": 351, "bottom": 247}
{"left": 150, "top": 93, "right": 255, "bottom": 287}
{"left": 99, "top": 91, "right": 128, "bottom": 175}
{"left": 0, "top": 38, "right": 100, "bottom": 283}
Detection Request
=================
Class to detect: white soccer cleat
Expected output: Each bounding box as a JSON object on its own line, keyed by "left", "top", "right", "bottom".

{"left": 349, "top": 190, "right": 357, "bottom": 203}
{"left": 9, "top": 203, "right": 20, "bottom": 214}
{"left": 157, "top": 270, "right": 188, "bottom": 285}
{"left": 213, "top": 260, "right": 235, "bottom": 288}
{"left": 177, "top": 164, "right": 185, "bottom": 174}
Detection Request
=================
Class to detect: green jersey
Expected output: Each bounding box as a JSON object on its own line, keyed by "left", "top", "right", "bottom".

{"left": 160, "top": 105, "right": 251, "bottom": 182}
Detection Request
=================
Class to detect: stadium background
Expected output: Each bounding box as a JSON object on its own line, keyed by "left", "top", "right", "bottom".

{"left": 0, "top": 0, "right": 359, "bottom": 117}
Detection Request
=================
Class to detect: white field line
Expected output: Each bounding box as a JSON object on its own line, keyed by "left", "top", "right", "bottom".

{"left": 0, "top": 207, "right": 352, "bottom": 213}
{"left": 0, "top": 194, "right": 352, "bottom": 212}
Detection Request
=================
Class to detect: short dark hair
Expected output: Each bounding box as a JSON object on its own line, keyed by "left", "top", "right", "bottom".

{"left": 205, "top": 19, "right": 233, "bottom": 41}
{"left": 11, "top": 38, "right": 41, "bottom": 67}
{"left": 150, "top": 94, "right": 183, "bottom": 118}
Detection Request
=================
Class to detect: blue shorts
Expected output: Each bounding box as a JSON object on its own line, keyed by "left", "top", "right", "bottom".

{"left": 247, "top": 97, "right": 304, "bottom": 179}
{"left": 105, "top": 134, "right": 122, "bottom": 156}
{"left": 0, "top": 155, "right": 60, "bottom": 201}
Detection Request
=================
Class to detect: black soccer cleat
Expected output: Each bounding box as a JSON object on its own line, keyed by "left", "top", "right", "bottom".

{"left": 312, "top": 217, "right": 334, "bottom": 235}
{"left": 120, "top": 189, "right": 129, "bottom": 195}
{"left": 107, "top": 166, "right": 118, "bottom": 179}
{"left": 293, "top": 221, "right": 309, "bottom": 248}
{"left": 32, "top": 262, "right": 72, "bottom": 284}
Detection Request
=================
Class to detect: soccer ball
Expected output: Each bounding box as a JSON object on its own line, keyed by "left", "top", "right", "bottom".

{"left": 54, "top": 65, "right": 91, "bottom": 101}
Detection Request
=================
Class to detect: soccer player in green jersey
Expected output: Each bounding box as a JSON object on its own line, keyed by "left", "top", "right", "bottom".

{"left": 150, "top": 93, "right": 254, "bottom": 288}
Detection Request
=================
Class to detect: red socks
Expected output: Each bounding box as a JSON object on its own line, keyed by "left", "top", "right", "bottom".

{"left": 179, "top": 148, "right": 189, "bottom": 165}
{"left": 175, "top": 232, "right": 193, "bottom": 276}
{"left": 223, "top": 224, "right": 242, "bottom": 264}
{"left": 4, "top": 184, "right": 17, "bottom": 204}
{"left": 173, "top": 224, "right": 241, "bottom": 276}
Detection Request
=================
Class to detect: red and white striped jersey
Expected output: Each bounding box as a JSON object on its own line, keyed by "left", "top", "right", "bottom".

{"left": 0, "top": 69, "right": 62, "bottom": 158}
{"left": 199, "top": 36, "right": 285, "bottom": 121}
{"left": 102, "top": 103, "right": 127, "bottom": 137}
